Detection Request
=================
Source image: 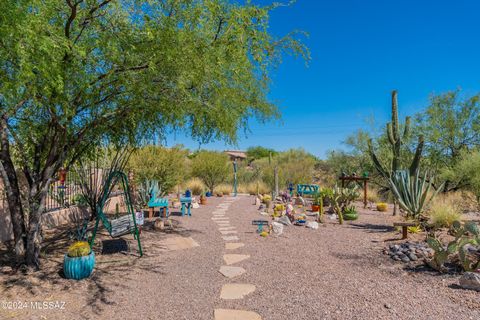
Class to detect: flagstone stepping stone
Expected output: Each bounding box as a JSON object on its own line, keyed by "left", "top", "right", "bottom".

{"left": 220, "top": 230, "right": 238, "bottom": 235}
{"left": 160, "top": 237, "right": 199, "bottom": 251}
{"left": 220, "top": 284, "right": 256, "bottom": 300}
{"left": 225, "top": 243, "right": 244, "bottom": 250}
{"left": 219, "top": 227, "right": 236, "bottom": 231}
{"left": 212, "top": 217, "right": 229, "bottom": 221}
{"left": 214, "top": 309, "right": 261, "bottom": 320}
{"left": 222, "top": 236, "right": 239, "bottom": 241}
{"left": 219, "top": 266, "right": 246, "bottom": 279}
{"left": 223, "top": 254, "right": 250, "bottom": 265}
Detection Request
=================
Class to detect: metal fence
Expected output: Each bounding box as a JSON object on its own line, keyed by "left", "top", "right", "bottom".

{"left": 44, "top": 175, "right": 83, "bottom": 213}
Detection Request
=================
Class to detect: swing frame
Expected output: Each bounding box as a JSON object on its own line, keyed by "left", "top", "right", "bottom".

{"left": 89, "top": 170, "right": 143, "bottom": 256}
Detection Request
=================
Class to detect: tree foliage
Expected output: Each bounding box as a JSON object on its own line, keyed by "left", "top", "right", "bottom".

{"left": 128, "top": 145, "right": 188, "bottom": 196}
{"left": 191, "top": 151, "right": 230, "bottom": 192}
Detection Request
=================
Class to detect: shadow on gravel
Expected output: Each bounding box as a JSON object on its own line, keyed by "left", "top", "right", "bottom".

{"left": 348, "top": 223, "right": 395, "bottom": 233}
{"left": 0, "top": 221, "right": 169, "bottom": 316}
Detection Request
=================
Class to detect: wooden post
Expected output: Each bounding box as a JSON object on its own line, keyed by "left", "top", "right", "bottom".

{"left": 363, "top": 179, "right": 368, "bottom": 208}
{"left": 274, "top": 166, "right": 279, "bottom": 198}
{"left": 148, "top": 207, "right": 154, "bottom": 219}
{"left": 402, "top": 226, "right": 408, "bottom": 239}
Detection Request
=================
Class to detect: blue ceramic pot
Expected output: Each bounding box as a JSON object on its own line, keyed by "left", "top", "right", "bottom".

{"left": 205, "top": 191, "right": 212, "bottom": 197}
{"left": 64, "top": 251, "right": 95, "bottom": 280}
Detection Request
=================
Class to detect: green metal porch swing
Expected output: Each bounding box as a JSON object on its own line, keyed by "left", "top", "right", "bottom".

{"left": 89, "top": 170, "right": 143, "bottom": 256}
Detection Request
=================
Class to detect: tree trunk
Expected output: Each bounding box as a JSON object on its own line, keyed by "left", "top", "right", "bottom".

{"left": 393, "top": 200, "right": 397, "bottom": 216}
{"left": 0, "top": 116, "right": 27, "bottom": 262}
{"left": 25, "top": 184, "right": 47, "bottom": 269}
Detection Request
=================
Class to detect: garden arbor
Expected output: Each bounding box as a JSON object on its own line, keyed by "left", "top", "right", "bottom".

{"left": 339, "top": 174, "right": 369, "bottom": 208}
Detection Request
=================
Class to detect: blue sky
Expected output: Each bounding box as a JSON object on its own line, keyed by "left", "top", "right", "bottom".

{"left": 165, "top": 0, "right": 480, "bottom": 158}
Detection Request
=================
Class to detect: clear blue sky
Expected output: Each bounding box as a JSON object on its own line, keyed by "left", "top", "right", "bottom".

{"left": 165, "top": 0, "right": 480, "bottom": 158}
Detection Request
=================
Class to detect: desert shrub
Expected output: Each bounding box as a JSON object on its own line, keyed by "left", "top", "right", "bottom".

{"left": 253, "top": 148, "right": 317, "bottom": 191}
{"left": 129, "top": 145, "right": 187, "bottom": 195}
{"left": 191, "top": 151, "right": 230, "bottom": 192}
{"left": 184, "top": 178, "right": 205, "bottom": 195}
{"left": 428, "top": 197, "right": 462, "bottom": 228}
{"left": 215, "top": 184, "right": 232, "bottom": 195}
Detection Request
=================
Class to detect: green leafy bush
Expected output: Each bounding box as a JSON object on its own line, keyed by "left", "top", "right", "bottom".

{"left": 129, "top": 146, "right": 187, "bottom": 196}
{"left": 191, "top": 151, "right": 230, "bottom": 193}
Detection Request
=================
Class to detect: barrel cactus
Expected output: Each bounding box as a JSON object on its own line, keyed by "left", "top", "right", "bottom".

{"left": 67, "top": 241, "right": 91, "bottom": 258}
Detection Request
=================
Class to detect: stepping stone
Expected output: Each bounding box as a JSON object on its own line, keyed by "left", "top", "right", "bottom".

{"left": 225, "top": 243, "right": 244, "bottom": 250}
{"left": 160, "top": 237, "right": 199, "bottom": 251}
{"left": 219, "top": 266, "right": 246, "bottom": 279}
{"left": 220, "top": 284, "right": 256, "bottom": 300}
{"left": 214, "top": 309, "right": 262, "bottom": 320}
{"left": 222, "top": 236, "right": 239, "bottom": 241}
{"left": 220, "top": 230, "right": 238, "bottom": 235}
{"left": 219, "top": 227, "right": 236, "bottom": 231}
{"left": 223, "top": 254, "right": 249, "bottom": 265}
{"left": 212, "top": 217, "right": 229, "bottom": 221}
{"left": 216, "top": 222, "right": 231, "bottom": 226}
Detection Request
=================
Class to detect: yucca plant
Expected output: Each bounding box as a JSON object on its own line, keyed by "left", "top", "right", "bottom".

{"left": 388, "top": 169, "right": 443, "bottom": 220}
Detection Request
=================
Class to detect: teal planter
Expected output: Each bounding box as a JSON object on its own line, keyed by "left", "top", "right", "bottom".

{"left": 63, "top": 251, "right": 95, "bottom": 280}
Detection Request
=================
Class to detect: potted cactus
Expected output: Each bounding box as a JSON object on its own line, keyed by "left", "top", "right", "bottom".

{"left": 63, "top": 241, "right": 95, "bottom": 280}
{"left": 342, "top": 206, "right": 359, "bottom": 220}
{"left": 200, "top": 192, "right": 207, "bottom": 205}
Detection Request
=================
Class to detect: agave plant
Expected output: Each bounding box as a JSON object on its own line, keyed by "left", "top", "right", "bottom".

{"left": 388, "top": 169, "right": 443, "bottom": 220}
{"left": 136, "top": 179, "right": 161, "bottom": 209}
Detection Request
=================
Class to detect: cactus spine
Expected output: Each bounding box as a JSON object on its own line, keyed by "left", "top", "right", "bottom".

{"left": 368, "top": 90, "right": 424, "bottom": 178}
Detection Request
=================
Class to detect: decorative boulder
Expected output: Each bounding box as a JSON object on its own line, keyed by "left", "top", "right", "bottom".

{"left": 459, "top": 272, "right": 480, "bottom": 292}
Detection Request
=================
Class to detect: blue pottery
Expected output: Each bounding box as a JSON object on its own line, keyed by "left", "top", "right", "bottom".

{"left": 205, "top": 191, "right": 212, "bottom": 197}
{"left": 63, "top": 251, "right": 95, "bottom": 280}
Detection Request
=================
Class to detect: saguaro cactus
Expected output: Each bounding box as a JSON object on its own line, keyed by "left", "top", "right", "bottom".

{"left": 368, "top": 91, "right": 424, "bottom": 177}
{"left": 368, "top": 91, "right": 425, "bottom": 214}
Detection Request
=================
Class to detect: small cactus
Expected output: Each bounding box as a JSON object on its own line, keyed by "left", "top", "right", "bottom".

{"left": 68, "top": 241, "right": 91, "bottom": 258}
{"left": 376, "top": 202, "right": 388, "bottom": 212}
{"left": 427, "top": 221, "right": 480, "bottom": 272}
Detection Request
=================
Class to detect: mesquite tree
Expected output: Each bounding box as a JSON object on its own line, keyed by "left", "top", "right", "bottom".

{"left": 0, "top": 0, "right": 308, "bottom": 268}
{"left": 368, "top": 90, "right": 424, "bottom": 215}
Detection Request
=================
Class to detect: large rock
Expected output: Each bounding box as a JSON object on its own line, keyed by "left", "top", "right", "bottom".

{"left": 459, "top": 272, "right": 480, "bottom": 292}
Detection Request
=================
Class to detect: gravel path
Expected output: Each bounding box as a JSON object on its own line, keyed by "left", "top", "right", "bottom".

{"left": 0, "top": 195, "right": 479, "bottom": 319}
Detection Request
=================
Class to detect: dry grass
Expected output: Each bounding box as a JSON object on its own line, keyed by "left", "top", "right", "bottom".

{"left": 184, "top": 178, "right": 205, "bottom": 195}
{"left": 214, "top": 184, "right": 232, "bottom": 195}
{"left": 427, "top": 194, "right": 462, "bottom": 228}
{"left": 245, "top": 181, "right": 271, "bottom": 195}
{"left": 367, "top": 188, "right": 380, "bottom": 203}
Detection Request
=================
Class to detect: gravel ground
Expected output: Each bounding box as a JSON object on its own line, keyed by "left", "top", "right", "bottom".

{"left": 0, "top": 195, "right": 479, "bottom": 320}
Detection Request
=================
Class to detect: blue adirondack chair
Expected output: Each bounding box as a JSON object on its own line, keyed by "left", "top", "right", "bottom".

{"left": 147, "top": 183, "right": 169, "bottom": 218}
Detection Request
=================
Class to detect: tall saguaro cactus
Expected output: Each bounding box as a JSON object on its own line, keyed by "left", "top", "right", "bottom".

{"left": 368, "top": 91, "right": 425, "bottom": 213}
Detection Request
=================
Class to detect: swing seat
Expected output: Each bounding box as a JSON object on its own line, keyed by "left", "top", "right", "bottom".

{"left": 110, "top": 214, "right": 135, "bottom": 237}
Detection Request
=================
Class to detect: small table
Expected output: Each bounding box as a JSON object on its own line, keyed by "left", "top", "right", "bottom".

{"left": 393, "top": 221, "right": 417, "bottom": 239}
{"left": 180, "top": 197, "right": 192, "bottom": 217}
